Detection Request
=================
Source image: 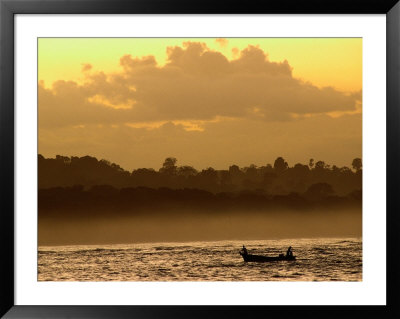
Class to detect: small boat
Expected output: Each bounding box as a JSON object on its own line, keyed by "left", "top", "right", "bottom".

{"left": 239, "top": 246, "right": 296, "bottom": 262}
{"left": 240, "top": 251, "right": 296, "bottom": 262}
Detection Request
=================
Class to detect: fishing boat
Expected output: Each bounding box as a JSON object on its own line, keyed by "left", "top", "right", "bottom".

{"left": 239, "top": 246, "right": 296, "bottom": 262}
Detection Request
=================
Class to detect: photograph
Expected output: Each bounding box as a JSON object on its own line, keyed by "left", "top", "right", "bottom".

{"left": 1, "top": 0, "right": 399, "bottom": 316}
{"left": 37, "top": 37, "right": 363, "bottom": 282}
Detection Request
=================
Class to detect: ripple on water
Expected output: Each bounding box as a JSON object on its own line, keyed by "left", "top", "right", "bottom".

{"left": 38, "top": 238, "right": 362, "bottom": 282}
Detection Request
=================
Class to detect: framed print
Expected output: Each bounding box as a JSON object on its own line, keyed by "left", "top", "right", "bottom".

{"left": 1, "top": 0, "right": 399, "bottom": 318}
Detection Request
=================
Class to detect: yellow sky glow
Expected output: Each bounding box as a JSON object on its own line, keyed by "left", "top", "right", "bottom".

{"left": 39, "top": 38, "right": 362, "bottom": 92}
{"left": 38, "top": 38, "right": 362, "bottom": 170}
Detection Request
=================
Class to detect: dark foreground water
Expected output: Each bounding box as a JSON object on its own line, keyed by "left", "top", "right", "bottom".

{"left": 38, "top": 238, "right": 362, "bottom": 281}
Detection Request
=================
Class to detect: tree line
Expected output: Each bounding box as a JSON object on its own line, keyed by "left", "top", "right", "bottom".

{"left": 38, "top": 154, "right": 362, "bottom": 196}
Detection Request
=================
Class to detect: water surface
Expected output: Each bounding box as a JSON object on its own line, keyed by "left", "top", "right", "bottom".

{"left": 38, "top": 238, "right": 362, "bottom": 281}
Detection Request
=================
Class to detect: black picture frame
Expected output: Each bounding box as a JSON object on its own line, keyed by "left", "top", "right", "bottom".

{"left": 1, "top": 0, "right": 399, "bottom": 318}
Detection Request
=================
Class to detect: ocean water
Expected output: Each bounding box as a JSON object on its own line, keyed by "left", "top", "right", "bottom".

{"left": 38, "top": 238, "right": 362, "bottom": 281}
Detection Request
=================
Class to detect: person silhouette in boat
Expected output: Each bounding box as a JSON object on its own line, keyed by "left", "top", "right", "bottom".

{"left": 242, "top": 245, "right": 248, "bottom": 255}
{"left": 286, "top": 246, "right": 293, "bottom": 257}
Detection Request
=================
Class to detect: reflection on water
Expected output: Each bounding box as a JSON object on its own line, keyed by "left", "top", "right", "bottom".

{"left": 38, "top": 238, "right": 362, "bottom": 281}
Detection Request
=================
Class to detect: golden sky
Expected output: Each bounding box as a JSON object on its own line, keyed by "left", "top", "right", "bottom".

{"left": 38, "top": 38, "right": 362, "bottom": 170}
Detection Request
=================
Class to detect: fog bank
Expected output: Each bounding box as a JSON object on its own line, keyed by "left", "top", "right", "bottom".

{"left": 39, "top": 209, "right": 361, "bottom": 246}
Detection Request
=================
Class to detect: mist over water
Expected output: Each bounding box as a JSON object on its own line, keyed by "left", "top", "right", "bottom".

{"left": 39, "top": 209, "right": 361, "bottom": 245}
{"left": 38, "top": 238, "right": 362, "bottom": 281}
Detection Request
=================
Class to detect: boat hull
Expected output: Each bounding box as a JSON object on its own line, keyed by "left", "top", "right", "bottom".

{"left": 240, "top": 252, "right": 295, "bottom": 262}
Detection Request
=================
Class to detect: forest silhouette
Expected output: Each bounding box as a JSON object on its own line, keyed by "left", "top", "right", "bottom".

{"left": 39, "top": 154, "right": 361, "bottom": 216}
{"left": 38, "top": 154, "right": 362, "bottom": 244}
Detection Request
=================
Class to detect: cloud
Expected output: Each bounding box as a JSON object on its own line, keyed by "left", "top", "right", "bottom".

{"left": 39, "top": 113, "right": 361, "bottom": 171}
{"left": 39, "top": 41, "right": 361, "bottom": 128}
{"left": 81, "top": 63, "right": 92, "bottom": 72}
{"left": 232, "top": 47, "right": 240, "bottom": 58}
{"left": 215, "top": 38, "right": 229, "bottom": 48}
